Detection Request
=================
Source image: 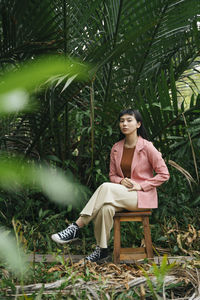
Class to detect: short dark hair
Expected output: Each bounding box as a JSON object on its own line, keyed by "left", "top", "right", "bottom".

{"left": 119, "top": 109, "right": 149, "bottom": 140}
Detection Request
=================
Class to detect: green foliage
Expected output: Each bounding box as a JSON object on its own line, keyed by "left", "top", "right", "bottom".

{"left": 0, "top": 0, "right": 200, "bottom": 297}
{"left": 0, "top": 228, "right": 27, "bottom": 276}
{"left": 141, "top": 255, "right": 176, "bottom": 299}
{"left": 0, "top": 0, "right": 199, "bottom": 260}
{"left": 0, "top": 55, "right": 90, "bottom": 277}
{"left": 0, "top": 156, "right": 86, "bottom": 206}
{"left": 0, "top": 57, "right": 90, "bottom": 96}
{"left": 1, "top": 0, "right": 199, "bottom": 181}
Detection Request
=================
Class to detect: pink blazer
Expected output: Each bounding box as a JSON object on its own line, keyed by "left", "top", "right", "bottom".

{"left": 109, "top": 136, "right": 170, "bottom": 208}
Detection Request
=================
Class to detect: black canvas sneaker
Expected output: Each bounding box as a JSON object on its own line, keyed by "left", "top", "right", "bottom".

{"left": 85, "top": 246, "right": 109, "bottom": 263}
{"left": 51, "top": 223, "right": 80, "bottom": 244}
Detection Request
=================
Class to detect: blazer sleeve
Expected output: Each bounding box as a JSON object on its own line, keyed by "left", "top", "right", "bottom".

{"left": 140, "top": 142, "right": 170, "bottom": 192}
{"left": 109, "top": 145, "right": 123, "bottom": 184}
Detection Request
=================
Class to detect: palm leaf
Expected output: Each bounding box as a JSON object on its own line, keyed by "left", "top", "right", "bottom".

{"left": 0, "top": 0, "right": 200, "bottom": 186}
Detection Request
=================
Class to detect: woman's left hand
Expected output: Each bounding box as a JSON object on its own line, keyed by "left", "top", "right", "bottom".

{"left": 128, "top": 180, "right": 142, "bottom": 191}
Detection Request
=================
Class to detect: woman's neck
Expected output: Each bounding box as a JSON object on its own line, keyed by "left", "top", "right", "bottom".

{"left": 124, "top": 134, "right": 138, "bottom": 148}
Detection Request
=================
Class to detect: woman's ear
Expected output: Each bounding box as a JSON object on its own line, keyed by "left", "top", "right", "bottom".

{"left": 137, "top": 122, "right": 141, "bottom": 128}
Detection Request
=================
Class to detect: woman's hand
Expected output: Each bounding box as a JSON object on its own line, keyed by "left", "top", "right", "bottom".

{"left": 121, "top": 178, "right": 142, "bottom": 191}
{"left": 120, "top": 177, "right": 133, "bottom": 188}
{"left": 128, "top": 180, "right": 142, "bottom": 191}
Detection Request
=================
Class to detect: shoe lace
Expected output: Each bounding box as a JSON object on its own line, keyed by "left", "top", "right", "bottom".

{"left": 59, "top": 224, "right": 77, "bottom": 239}
{"left": 86, "top": 246, "right": 101, "bottom": 261}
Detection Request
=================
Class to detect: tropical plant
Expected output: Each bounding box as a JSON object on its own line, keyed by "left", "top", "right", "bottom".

{"left": 0, "top": 0, "right": 200, "bottom": 255}
{"left": 0, "top": 1, "right": 199, "bottom": 176}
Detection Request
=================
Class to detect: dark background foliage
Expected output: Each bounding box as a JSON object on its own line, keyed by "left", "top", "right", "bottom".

{"left": 0, "top": 0, "right": 200, "bottom": 255}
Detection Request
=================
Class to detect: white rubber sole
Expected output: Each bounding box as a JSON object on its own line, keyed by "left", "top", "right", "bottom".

{"left": 51, "top": 234, "right": 78, "bottom": 244}
{"left": 85, "top": 255, "right": 110, "bottom": 264}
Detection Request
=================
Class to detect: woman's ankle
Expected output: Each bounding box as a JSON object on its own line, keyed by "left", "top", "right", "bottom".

{"left": 75, "top": 218, "right": 84, "bottom": 228}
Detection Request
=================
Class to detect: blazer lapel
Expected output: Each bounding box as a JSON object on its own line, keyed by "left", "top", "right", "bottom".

{"left": 115, "top": 139, "right": 125, "bottom": 177}
{"left": 131, "top": 136, "right": 144, "bottom": 175}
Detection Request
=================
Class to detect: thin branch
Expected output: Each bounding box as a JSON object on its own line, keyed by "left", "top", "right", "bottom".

{"left": 182, "top": 112, "right": 199, "bottom": 183}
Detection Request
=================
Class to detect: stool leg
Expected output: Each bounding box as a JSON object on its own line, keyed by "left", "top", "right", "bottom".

{"left": 114, "top": 217, "right": 120, "bottom": 264}
{"left": 143, "top": 216, "right": 153, "bottom": 258}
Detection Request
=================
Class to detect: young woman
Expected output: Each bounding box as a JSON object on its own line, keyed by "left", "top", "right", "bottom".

{"left": 51, "top": 109, "right": 170, "bottom": 263}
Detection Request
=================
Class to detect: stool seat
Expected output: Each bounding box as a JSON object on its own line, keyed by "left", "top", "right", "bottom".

{"left": 113, "top": 210, "right": 153, "bottom": 263}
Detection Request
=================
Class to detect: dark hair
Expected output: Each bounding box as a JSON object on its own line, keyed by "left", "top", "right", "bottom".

{"left": 118, "top": 109, "right": 149, "bottom": 140}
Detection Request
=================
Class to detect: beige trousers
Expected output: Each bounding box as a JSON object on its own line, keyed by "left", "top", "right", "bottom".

{"left": 80, "top": 182, "right": 139, "bottom": 248}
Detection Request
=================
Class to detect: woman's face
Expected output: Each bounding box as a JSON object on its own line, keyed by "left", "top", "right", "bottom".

{"left": 119, "top": 114, "right": 141, "bottom": 136}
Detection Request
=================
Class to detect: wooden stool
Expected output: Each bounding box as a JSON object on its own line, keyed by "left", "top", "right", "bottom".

{"left": 113, "top": 211, "right": 153, "bottom": 263}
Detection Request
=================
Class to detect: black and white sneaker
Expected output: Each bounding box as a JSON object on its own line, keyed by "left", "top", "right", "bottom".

{"left": 85, "top": 246, "right": 108, "bottom": 263}
{"left": 51, "top": 223, "right": 80, "bottom": 244}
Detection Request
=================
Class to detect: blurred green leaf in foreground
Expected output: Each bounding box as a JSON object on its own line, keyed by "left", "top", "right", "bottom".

{"left": 0, "top": 156, "right": 86, "bottom": 205}
{"left": 0, "top": 56, "right": 91, "bottom": 113}
{"left": 0, "top": 228, "right": 27, "bottom": 276}
{"left": 0, "top": 55, "right": 91, "bottom": 275}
